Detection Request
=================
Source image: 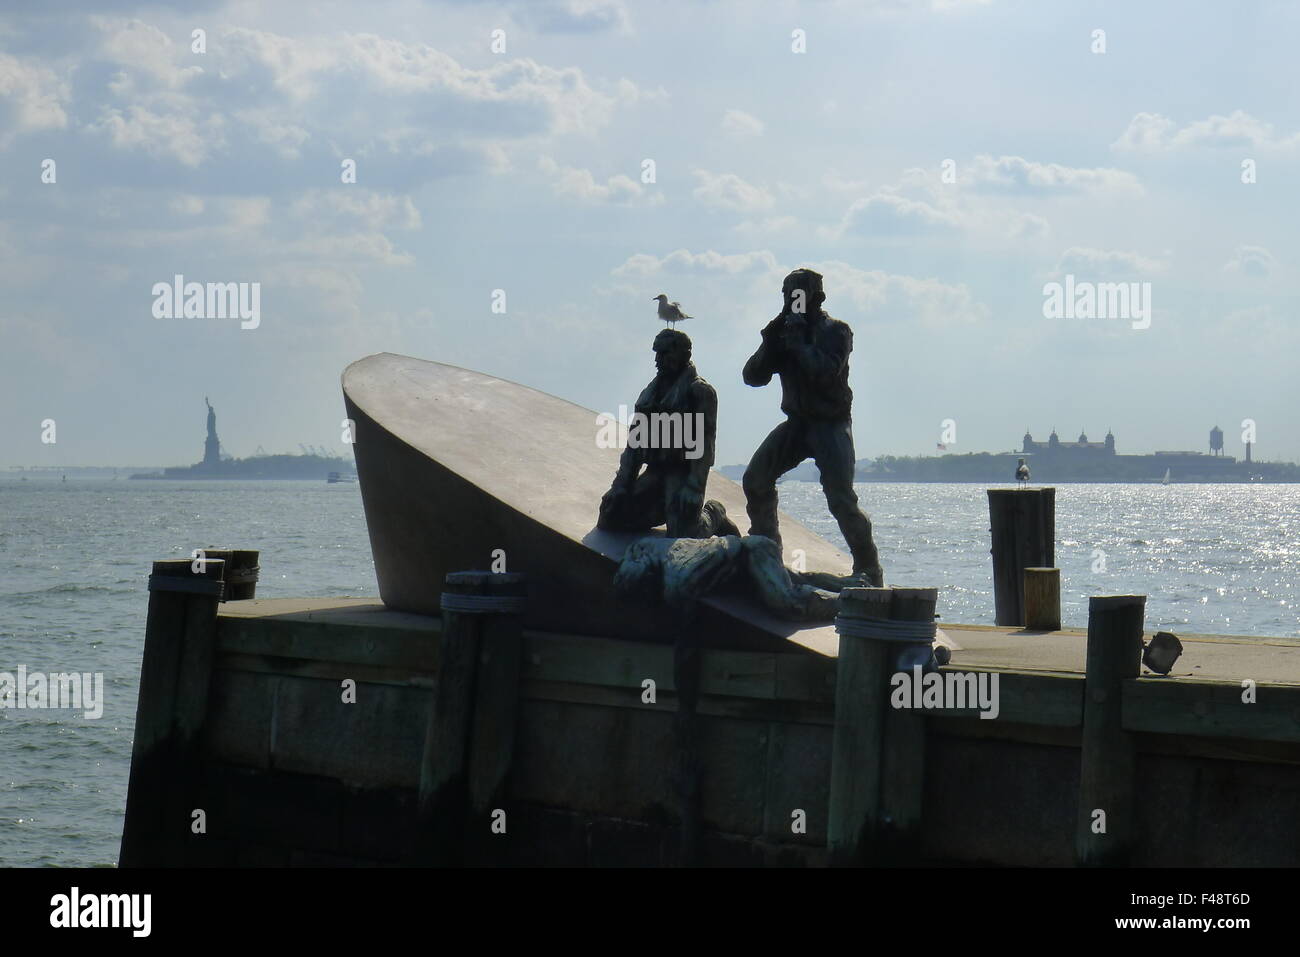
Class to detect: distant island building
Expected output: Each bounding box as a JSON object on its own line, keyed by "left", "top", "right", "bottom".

{"left": 1004, "top": 427, "right": 1253, "bottom": 481}
{"left": 1010, "top": 426, "right": 1256, "bottom": 480}
{"left": 721, "top": 423, "right": 1298, "bottom": 483}
{"left": 1022, "top": 429, "right": 1115, "bottom": 457}
{"left": 131, "top": 399, "right": 355, "bottom": 481}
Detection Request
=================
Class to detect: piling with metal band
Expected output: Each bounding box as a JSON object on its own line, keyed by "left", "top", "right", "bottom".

{"left": 987, "top": 487, "right": 1055, "bottom": 626}
{"left": 828, "top": 585, "right": 938, "bottom": 865}
{"left": 418, "top": 571, "right": 527, "bottom": 865}
{"left": 1076, "top": 594, "right": 1146, "bottom": 866}
{"left": 878, "top": 587, "right": 939, "bottom": 861}
{"left": 200, "top": 547, "right": 260, "bottom": 600}
{"left": 119, "top": 556, "right": 226, "bottom": 867}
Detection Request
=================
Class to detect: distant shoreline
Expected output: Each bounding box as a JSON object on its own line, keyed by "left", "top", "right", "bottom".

{"left": 718, "top": 465, "right": 1300, "bottom": 485}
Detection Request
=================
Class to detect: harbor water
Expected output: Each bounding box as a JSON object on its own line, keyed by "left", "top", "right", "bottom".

{"left": 2, "top": 478, "right": 1298, "bottom": 866}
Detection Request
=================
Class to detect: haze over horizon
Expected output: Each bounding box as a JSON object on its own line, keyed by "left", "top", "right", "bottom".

{"left": 3, "top": 1, "right": 1297, "bottom": 469}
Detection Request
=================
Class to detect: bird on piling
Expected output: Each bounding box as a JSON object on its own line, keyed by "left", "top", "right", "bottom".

{"left": 1016, "top": 458, "right": 1030, "bottom": 487}
{"left": 653, "top": 294, "right": 692, "bottom": 328}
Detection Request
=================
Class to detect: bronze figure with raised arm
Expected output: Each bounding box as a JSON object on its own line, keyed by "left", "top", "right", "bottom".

{"left": 741, "top": 268, "right": 885, "bottom": 586}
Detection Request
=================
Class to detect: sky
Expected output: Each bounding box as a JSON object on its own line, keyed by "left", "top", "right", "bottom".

{"left": 2, "top": 0, "right": 1298, "bottom": 469}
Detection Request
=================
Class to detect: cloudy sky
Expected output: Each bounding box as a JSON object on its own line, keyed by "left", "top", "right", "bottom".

{"left": 2, "top": 0, "right": 1297, "bottom": 469}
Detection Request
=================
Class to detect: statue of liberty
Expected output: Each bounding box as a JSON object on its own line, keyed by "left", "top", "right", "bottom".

{"left": 203, "top": 397, "right": 220, "bottom": 467}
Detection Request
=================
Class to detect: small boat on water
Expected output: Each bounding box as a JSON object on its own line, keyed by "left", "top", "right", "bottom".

{"left": 1161, "top": 468, "right": 1171, "bottom": 485}
{"left": 326, "top": 471, "right": 355, "bottom": 483}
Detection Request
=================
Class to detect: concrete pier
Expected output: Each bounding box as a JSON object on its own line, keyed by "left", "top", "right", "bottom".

{"left": 119, "top": 587, "right": 1300, "bottom": 868}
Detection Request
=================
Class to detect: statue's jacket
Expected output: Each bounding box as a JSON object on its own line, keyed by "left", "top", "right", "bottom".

{"left": 744, "top": 313, "right": 854, "bottom": 421}
{"left": 617, "top": 361, "right": 717, "bottom": 485}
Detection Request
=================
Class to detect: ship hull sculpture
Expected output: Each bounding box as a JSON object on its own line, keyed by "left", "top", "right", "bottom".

{"left": 341, "top": 354, "right": 852, "bottom": 653}
{"left": 341, "top": 270, "right": 902, "bottom": 652}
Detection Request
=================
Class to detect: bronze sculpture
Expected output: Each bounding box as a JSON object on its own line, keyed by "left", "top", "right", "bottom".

{"left": 613, "top": 533, "right": 839, "bottom": 622}
{"left": 598, "top": 329, "right": 740, "bottom": 538}
{"left": 741, "top": 268, "right": 885, "bottom": 586}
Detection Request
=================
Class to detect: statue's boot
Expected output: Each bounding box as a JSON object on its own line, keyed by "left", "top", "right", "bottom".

{"left": 701, "top": 499, "right": 741, "bottom": 538}
{"left": 842, "top": 526, "right": 884, "bottom": 586}
{"left": 850, "top": 564, "right": 885, "bottom": 588}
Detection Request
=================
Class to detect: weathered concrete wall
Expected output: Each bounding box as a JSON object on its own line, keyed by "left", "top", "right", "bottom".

{"left": 121, "top": 598, "right": 1300, "bottom": 868}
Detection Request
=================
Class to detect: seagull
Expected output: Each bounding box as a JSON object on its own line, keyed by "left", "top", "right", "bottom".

{"left": 653, "top": 294, "right": 692, "bottom": 327}
{"left": 1016, "top": 458, "right": 1030, "bottom": 487}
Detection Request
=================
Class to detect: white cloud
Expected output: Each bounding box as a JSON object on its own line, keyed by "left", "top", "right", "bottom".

{"left": 0, "top": 53, "right": 69, "bottom": 139}
{"left": 512, "top": 0, "right": 631, "bottom": 33}
{"left": 234, "top": 109, "right": 311, "bottom": 159}
{"left": 283, "top": 231, "right": 413, "bottom": 266}
{"left": 609, "top": 252, "right": 986, "bottom": 329}
{"left": 96, "top": 18, "right": 203, "bottom": 89}
{"left": 90, "top": 105, "right": 226, "bottom": 167}
{"left": 732, "top": 216, "right": 799, "bottom": 241}
{"left": 612, "top": 249, "right": 780, "bottom": 277}
{"left": 817, "top": 261, "right": 989, "bottom": 327}
{"left": 691, "top": 169, "right": 774, "bottom": 213}
{"left": 1223, "top": 245, "right": 1275, "bottom": 278}
{"left": 840, "top": 192, "right": 960, "bottom": 236}
{"left": 721, "top": 109, "right": 764, "bottom": 136}
{"left": 221, "top": 29, "right": 636, "bottom": 137}
{"left": 1008, "top": 212, "right": 1050, "bottom": 241}
{"left": 169, "top": 195, "right": 205, "bottom": 216}
{"left": 822, "top": 170, "right": 870, "bottom": 192}
{"left": 290, "top": 189, "right": 422, "bottom": 230}
{"left": 1052, "top": 247, "right": 1168, "bottom": 278}
{"left": 78, "top": 23, "right": 647, "bottom": 171}
{"left": 222, "top": 196, "right": 272, "bottom": 229}
{"left": 539, "top": 156, "right": 661, "bottom": 205}
{"left": 966, "top": 154, "right": 1142, "bottom": 195}
{"left": 1112, "top": 110, "right": 1300, "bottom": 153}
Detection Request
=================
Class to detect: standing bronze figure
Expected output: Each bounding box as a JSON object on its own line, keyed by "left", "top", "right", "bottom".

{"left": 741, "top": 268, "right": 884, "bottom": 585}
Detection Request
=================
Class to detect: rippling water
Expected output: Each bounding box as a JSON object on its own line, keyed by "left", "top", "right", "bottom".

{"left": 2, "top": 477, "right": 1297, "bottom": 866}
{"left": 777, "top": 481, "right": 1300, "bottom": 638}
{"left": 1, "top": 478, "right": 374, "bottom": 868}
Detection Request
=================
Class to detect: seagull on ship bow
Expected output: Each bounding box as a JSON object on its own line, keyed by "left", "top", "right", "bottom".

{"left": 1016, "top": 458, "right": 1031, "bottom": 487}
{"left": 653, "top": 294, "right": 692, "bottom": 327}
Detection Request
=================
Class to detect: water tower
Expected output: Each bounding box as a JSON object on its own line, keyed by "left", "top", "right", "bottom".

{"left": 1210, "top": 425, "right": 1224, "bottom": 456}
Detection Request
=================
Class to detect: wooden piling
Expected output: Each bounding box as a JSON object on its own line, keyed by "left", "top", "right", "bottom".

{"left": 828, "top": 587, "right": 893, "bottom": 866}
{"left": 671, "top": 606, "right": 703, "bottom": 867}
{"left": 418, "top": 571, "right": 526, "bottom": 865}
{"left": 987, "top": 487, "right": 1055, "bottom": 626}
{"left": 1023, "top": 567, "right": 1061, "bottom": 631}
{"left": 465, "top": 575, "right": 527, "bottom": 866}
{"left": 119, "top": 556, "right": 226, "bottom": 867}
{"left": 879, "top": 587, "right": 938, "bottom": 860}
{"left": 202, "top": 547, "right": 260, "bottom": 599}
{"left": 1076, "top": 594, "right": 1145, "bottom": 866}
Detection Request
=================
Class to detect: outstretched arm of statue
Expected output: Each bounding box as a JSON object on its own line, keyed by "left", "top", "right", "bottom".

{"left": 742, "top": 317, "right": 784, "bottom": 386}
{"left": 788, "top": 321, "right": 851, "bottom": 379}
